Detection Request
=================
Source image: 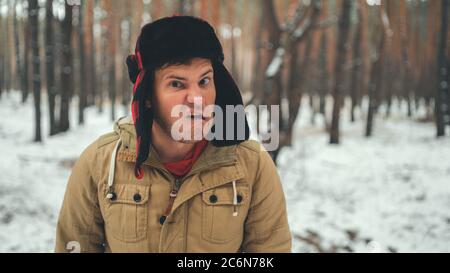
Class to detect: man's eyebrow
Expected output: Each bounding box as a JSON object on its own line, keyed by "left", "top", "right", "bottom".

{"left": 164, "top": 69, "right": 213, "bottom": 81}
{"left": 164, "top": 75, "right": 187, "bottom": 81}
{"left": 200, "top": 69, "right": 213, "bottom": 78}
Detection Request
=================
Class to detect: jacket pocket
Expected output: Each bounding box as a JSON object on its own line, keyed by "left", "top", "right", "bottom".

{"left": 104, "top": 183, "right": 150, "bottom": 243}
{"left": 201, "top": 181, "right": 249, "bottom": 243}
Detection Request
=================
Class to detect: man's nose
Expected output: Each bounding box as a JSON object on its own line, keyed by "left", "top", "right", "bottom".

{"left": 186, "top": 86, "right": 203, "bottom": 105}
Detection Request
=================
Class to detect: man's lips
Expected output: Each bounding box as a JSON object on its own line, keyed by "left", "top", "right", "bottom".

{"left": 189, "top": 114, "right": 207, "bottom": 120}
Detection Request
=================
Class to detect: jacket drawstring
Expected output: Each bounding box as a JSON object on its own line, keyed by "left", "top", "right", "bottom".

{"left": 106, "top": 139, "right": 122, "bottom": 200}
{"left": 232, "top": 180, "right": 238, "bottom": 217}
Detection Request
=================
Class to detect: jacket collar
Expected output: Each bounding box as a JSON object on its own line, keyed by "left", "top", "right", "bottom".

{"left": 113, "top": 116, "right": 239, "bottom": 177}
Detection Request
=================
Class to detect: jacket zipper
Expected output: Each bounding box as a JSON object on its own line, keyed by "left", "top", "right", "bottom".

{"left": 160, "top": 178, "right": 181, "bottom": 225}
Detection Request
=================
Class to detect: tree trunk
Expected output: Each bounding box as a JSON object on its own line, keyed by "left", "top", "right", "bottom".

{"left": 59, "top": 2, "right": 73, "bottom": 133}
{"left": 22, "top": 4, "right": 31, "bottom": 103}
{"left": 4, "top": 0, "right": 12, "bottom": 93}
{"left": 0, "top": 0, "right": 3, "bottom": 98}
{"left": 78, "top": 3, "right": 87, "bottom": 125}
{"left": 435, "top": 0, "right": 449, "bottom": 137}
{"left": 318, "top": 31, "right": 328, "bottom": 116}
{"left": 45, "top": 0, "right": 58, "bottom": 135}
{"left": 106, "top": 0, "right": 117, "bottom": 121}
{"left": 366, "top": 4, "right": 388, "bottom": 137}
{"left": 29, "top": 0, "right": 42, "bottom": 142}
{"left": 330, "top": 0, "right": 352, "bottom": 144}
{"left": 350, "top": 0, "right": 365, "bottom": 123}
{"left": 121, "top": 2, "right": 132, "bottom": 114}
{"left": 13, "top": 0, "right": 24, "bottom": 96}
{"left": 85, "top": 0, "right": 96, "bottom": 107}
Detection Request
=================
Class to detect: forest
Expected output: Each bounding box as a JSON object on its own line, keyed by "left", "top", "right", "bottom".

{"left": 0, "top": 0, "right": 449, "bottom": 253}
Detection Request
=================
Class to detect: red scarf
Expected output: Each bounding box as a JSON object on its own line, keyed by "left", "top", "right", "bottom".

{"left": 163, "top": 139, "right": 209, "bottom": 178}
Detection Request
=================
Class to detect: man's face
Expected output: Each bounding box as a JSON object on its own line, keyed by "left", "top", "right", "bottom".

{"left": 152, "top": 58, "right": 216, "bottom": 143}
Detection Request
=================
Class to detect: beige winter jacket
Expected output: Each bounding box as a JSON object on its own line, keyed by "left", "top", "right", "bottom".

{"left": 55, "top": 116, "right": 291, "bottom": 253}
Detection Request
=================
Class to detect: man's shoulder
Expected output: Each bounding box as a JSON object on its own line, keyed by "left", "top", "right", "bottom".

{"left": 97, "top": 131, "right": 120, "bottom": 149}
{"left": 94, "top": 116, "right": 133, "bottom": 151}
{"left": 78, "top": 131, "right": 120, "bottom": 164}
{"left": 235, "top": 139, "right": 273, "bottom": 170}
{"left": 237, "top": 139, "right": 263, "bottom": 154}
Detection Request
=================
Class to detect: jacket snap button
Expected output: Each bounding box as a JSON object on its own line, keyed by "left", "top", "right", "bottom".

{"left": 209, "top": 194, "right": 218, "bottom": 203}
{"left": 133, "top": 193, "right": 142, "bottom": 203}
{"left": 159, "top": 216, "right": 166, "bottom": 225}
{"left": 237, "top": 195, "right": 243, "bottom": 203}
{"left": 109, "top": 192, "right": 117, "bottom": 201}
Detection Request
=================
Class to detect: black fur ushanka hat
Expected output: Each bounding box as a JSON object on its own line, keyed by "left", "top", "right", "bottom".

{"left": 126, "top": 15, "right": 250, "bottom": 180}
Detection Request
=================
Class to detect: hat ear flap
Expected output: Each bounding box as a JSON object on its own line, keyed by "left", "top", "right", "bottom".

{"left": 126, "top": 55, "right": 139, "bottom": 83}
{"left": 212, "top": 62, "right": 250, "bottom": 147}
{"left": 131, "top": 70, "right": 154, "bottom": 179}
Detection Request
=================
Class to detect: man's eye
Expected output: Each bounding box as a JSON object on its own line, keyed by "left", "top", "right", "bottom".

{"left": 169, "top": 81, "right": 184, "bottom": 89}
{"left": 200, "top": 77, "right": 210, "bottom": 86}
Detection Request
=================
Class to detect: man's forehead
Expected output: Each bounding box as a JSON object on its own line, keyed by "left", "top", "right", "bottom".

{"left": 159, "top": 58, "right": 213, "bottom": 78}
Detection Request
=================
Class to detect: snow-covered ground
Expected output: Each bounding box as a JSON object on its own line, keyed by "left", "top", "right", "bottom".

{"left": 0, "top": 91, "right": 116, "bottom": 252}
{"left": 279, "top": 98, "right": 450, "bottom": 253}
{"left": 0, "top": 90, "right": 449, "bottom": 252}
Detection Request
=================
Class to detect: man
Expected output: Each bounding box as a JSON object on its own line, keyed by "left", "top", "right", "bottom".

{"left": 55, "top": 16, "right": 291, "bottom": 253}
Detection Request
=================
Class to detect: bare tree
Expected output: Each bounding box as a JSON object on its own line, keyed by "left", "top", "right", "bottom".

{"left": 435, "top": 0, "right": 449, "bottom": 137}
{"left": 317, "top": 31, "right": 329, "bottom": 116}
{"left": 28, "top": 0, "right": 41, "bottom": 142}
{"left": 3, "top": 0, "right": 12, "bottom": 93}
{"left": 330, "top": 0, "right": 352, "bottom": 144}
{"left": 349, "top": 0, "right": 367, "bottom": 123}
{"left": 22, "top": 2, "right": 31, "bottom": 103}
{"left": 399, "top": 0, "right": 413, "bottom": 118}
{"left": 85, "top": 0, "right": 96, "bottom": 107}
{"left": 45, "top": 0, "right": 57, "bottom": 135}
{"left": 120, "top": 2, "right": 132, "bottom": 114}
{"left": 59, "top": 2, "right": 73, "bottom": 132}
{"left": 78, "top": 2, "right": 87, "bottom": 125}
{"left": 263, "top": 0, "right": 327, "bottom": 160}
{"left": 106, "top": 0, "right": 117, "bottom": 121}
{"left": 366, "top": 3, "right": 390, "bottom": 137}
{"left": 0, "top": 0, "right": 4, "bottom": 97}
{"left": 98, "top": 0, "right": 108, "bottom": 114}
{"left": 13, "top": 0, "right": 25, "bottom": 97}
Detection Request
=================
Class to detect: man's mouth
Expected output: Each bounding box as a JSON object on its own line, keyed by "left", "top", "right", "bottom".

{"left": 189, "top": 114, "right": 206, "bottom": 121}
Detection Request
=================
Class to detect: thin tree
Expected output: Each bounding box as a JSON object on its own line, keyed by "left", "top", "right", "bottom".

{"left": 4, "top": 0, "right": 12, "bottom": 93}
{"left": 399, "top": 0, "right": 413, "bottom": 118}
{"left": 0, "top": 0, "right": 3, "bottom": 97}
{"left": 59, "top": 2, "right": 73, "bottom": 132}
{"left": 13, "top": 0, "right": 25, "bottom": 96}
{"left": 106, "top": 0, "right": 116, "bottom": 121}
{"left": 264, "top": 0, "right": 326, "bottom": 160}
{"left": 366, "top": 3, "right": 390, "bottom": 137}
{"left": 45, "top": 0, "right": 57, "bottom": 135}
{"left": 330, "top": 0, "right": 352, "bottom": 144}
{"left": 78, "top": 2, "right": 87, "bottom": 125}
{"left": 317, "top": 31, "right": 329, "bottom": 116}
{"left": 98, "top": 0, "right": 108, "bottom": 114}
{"left": 435, "top": 0, "right": 449, "bottom": 137}
{"left": 349, "top": 0, "right": 367, "bottom": 122}
{"left": 85, "top": 0, "right": 96, "bottom": 107}
{"left": 28, "top": 0, "right": 41, "bottom": 142}
{"left": 22, "top": 2, "right": 30, "bottom": 103}
{"left": 120, "top": 2, "right": 132, "bottom": 114}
